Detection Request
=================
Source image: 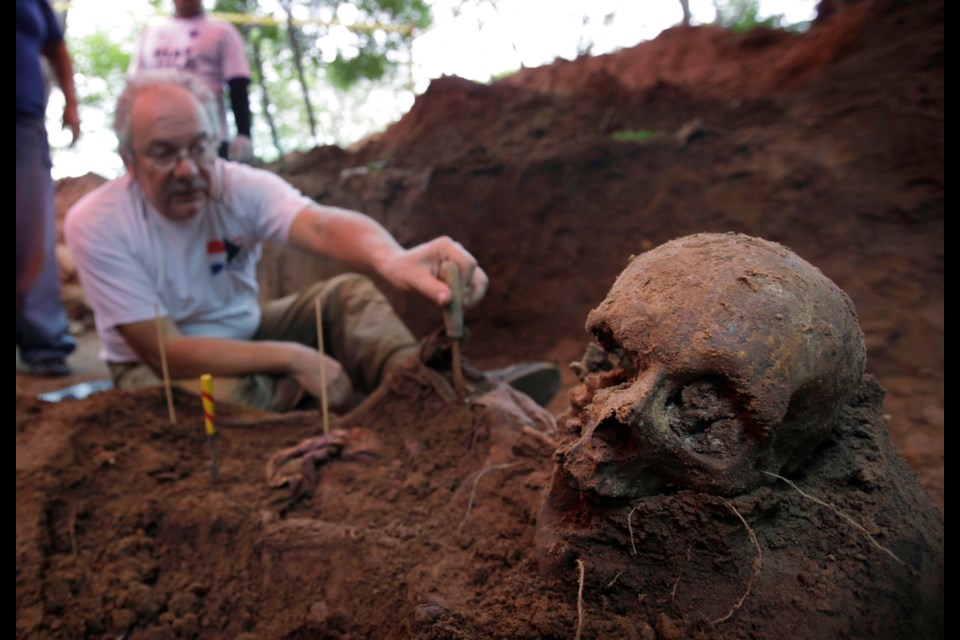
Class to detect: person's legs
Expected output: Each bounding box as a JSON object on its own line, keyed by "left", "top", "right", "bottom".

{"left": 16, "top": 117, "right": 77, "bottom": 374}
{"left": 108, "top": 362, "right": 165, "bottom": 391}
{"left": 252, "top": 274, "right": 562, "bottom": 409}
{"left": 255, "top": 274, "right": 418, "bottom": 393}
{"left": 108, "top": 361, "right": 297, "bottom": 413}
{"left": 108, "top": 274, "right": 559, "bottom": 412}
{"left": 105, "top": 275, "right": 414, "bottom": 413}
{"left": 16, "top": 116, "right": 46, "bottom": 312}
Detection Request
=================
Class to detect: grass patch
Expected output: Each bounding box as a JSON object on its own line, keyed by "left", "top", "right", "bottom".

{"left": 611, "top": 129, "right": 657, "bottom": 142}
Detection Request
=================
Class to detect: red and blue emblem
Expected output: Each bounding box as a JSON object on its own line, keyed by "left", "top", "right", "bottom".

{"left": 207, "top": 237, "right": 245, "bottom": 274}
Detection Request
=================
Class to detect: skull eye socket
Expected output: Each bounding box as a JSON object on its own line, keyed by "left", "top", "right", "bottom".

{"left": 666, "top": 377, "right": 746, "bottom": 460}
{"left": 588, "top": 325, "right": 641, "bottom": 381}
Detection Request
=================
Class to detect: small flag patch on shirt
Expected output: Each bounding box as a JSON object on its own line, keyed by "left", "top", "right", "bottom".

{"left": 224, "top": 238, "right": 242, "bottom": 264}
{"left": 207, "top": 239, "right": 225, "bottom": 275}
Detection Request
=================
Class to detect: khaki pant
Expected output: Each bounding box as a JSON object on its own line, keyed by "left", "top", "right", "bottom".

{"left": 109, "top": 274, "right": 417, "bottom": 412}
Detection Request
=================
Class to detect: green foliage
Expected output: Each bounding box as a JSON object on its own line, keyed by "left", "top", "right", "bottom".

{"left": 611, "top": 129, "right": 657, "bottom": 142}
{"left": 294, "top": 0, "right": 433, "bottom": 31}
{"left": 490, "top": 68, "right": 520, "bottom": 82}
{"left": 301, "top": 0, "right": 431, "bottom": 90}
{"left": 327, "top": 46, "right": 390, "bottom": 89}
{"left": 213, "top": 0, "right": 255, "bottom": 13}
{"left": 67, "top": 29, "right": 133, "bottom": 106}
{"left": 208, "top": 0, "right": 432, "bottom": 157}
{"left": 715, "top": 0, "right": 778, "bottom": 30}
{"left": 714, "top": 0, "right": 811, "bottom": 33}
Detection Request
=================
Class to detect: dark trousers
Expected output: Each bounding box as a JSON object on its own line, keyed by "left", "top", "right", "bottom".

{"left": 16, "top": 115, "right": 76, "bottom": 365}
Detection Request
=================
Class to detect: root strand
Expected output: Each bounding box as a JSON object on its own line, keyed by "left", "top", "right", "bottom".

{"left": 712, "top": 498, "right": 762, "bottom": 625}
{"left": 458, "top": 462, "right": 521, "bottom": 534}
{"left": 671, "top": 544, "right": 692, "bottom": 601}
{"left": 627, "top": 505, "right": 639, "bottom": 555}
{"left": 575, "top": 558, "right": 585, "bottom": 640}
{"left": 762, "top": 471, "right": 907, "bottom": 568}
{"left": 521, "top": 425, "right": 558, "bottom": 449}
{"left": 606, "top": 571, "right": 622, "bottom": 589}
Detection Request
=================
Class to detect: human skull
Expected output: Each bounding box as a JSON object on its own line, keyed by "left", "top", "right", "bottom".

{"left": 559, "top": 232, "right": 866, "bottom": 498}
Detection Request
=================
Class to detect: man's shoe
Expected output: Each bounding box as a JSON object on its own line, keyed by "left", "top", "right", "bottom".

{"left": 486, "top": 361, "right": 561, "bottom": 408}
{"left": 28, "top": 357, "right": 72, "bottom": 378}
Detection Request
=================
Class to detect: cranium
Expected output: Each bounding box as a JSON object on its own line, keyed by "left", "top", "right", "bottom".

{"left": 559, "top": 232, "right": 866, "bottom": 498}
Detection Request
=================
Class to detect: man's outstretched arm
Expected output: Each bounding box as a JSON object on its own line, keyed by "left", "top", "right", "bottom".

{"left": 286, "top": 203, "right": 490, "bottom": 309}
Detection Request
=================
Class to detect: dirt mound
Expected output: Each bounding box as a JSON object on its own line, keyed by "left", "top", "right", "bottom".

{"left": 15, "top": 345, "right": 943, "bottom": 639}
{"left": 263, "top": 0, "right": 943, "bottom": 510}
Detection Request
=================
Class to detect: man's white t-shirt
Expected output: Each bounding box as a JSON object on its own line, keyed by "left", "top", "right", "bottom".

{"left": 129, "top": 14, "right": 251, "bottom": 144}
{"left": 64, "top": 161, "right": 312, "bottom": 364}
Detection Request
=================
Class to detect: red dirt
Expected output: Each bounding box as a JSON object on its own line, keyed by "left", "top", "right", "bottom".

{"left": 17, "top": 0, "right": 943, "bottom": 637}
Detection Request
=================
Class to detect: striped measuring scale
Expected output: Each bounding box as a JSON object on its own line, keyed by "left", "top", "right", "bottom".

{"left": 200, "top": 374, "right": 220, "bottom": 484}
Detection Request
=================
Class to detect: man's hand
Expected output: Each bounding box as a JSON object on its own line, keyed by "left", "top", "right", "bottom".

{"left": 381, "top": 236, "right": 490, "bottom": 308}
{"left": 228, "top": 134, "right": 254, "bottom": 163}
{"left": 62, "top": 101, "right": 80, "bottom": 147}
{"left": 288, "top": 345, "right": 355, "bottom": 413}
{"left": 41, "top": 40, "right": 80, "bottom": 147}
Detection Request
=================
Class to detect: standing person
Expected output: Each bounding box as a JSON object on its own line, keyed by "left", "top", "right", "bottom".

{"left": 16, "top": 0, "right": 80, "bottom": 377}
{"left": 129, "top": 0, "right": 254, "bottom": 162}
{"left": 64, "top": 71, "right": 561, "bottom": 412}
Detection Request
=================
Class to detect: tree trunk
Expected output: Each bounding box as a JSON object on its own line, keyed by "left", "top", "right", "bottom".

{"left": 679, "top": 0, "right": 692, "bottom": 26}
{"left": 281, "top": 0, "right": 318, "bottom": 143}
{"left": 249, "top": 31, "right": 284, "bottom": 160}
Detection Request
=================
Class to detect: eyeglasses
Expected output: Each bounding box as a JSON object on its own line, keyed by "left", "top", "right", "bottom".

{"left": 137, "top": 136, "right": 216, "bottom": 171}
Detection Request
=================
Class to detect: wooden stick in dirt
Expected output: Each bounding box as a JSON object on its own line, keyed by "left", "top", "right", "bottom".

{"left": 314, "top": 298, "right": 330, "bottom": 435}
{"left": 155, "top": 304, "right": 177, "bottom": 425}
{"left": 440, "top": 261, "right": 466, "bottom": 400}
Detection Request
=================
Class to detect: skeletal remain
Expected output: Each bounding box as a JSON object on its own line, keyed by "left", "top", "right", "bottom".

{"left": 558, "top": 232, "right": 866, "bottom": 498}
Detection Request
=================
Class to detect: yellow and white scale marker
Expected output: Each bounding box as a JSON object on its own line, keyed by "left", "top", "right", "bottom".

{"left": 200, "top": 374, "right": 220, "bottom": 484}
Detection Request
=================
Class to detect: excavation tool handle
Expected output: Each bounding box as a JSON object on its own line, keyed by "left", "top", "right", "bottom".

{"left": 440, "top": 261, "right": 464, "bottom": 339}
{"left": 440, "top": 261, "right": 467, "bottom": 401}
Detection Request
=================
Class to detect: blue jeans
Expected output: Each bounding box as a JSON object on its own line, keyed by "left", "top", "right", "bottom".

{"left": 16, "top": 115, "right": 76, "bottom": 364}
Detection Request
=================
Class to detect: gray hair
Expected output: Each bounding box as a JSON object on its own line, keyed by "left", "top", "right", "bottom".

{"left": 114, "top": 70, "right": 219, "bottom": 156}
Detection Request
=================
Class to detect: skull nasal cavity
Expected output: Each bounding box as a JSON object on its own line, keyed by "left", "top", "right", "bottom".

{"left": 593, "top": 416, "right": 633, "bottom": 448}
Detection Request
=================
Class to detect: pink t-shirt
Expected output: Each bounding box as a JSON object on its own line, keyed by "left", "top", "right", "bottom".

{"left": 130, "top": 14, "right": 251, "bottom": 144}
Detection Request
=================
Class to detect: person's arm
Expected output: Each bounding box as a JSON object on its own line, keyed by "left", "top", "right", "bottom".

{"left": 226, "top": 77, "right": 254, "bottom": 162}
{"left": 222, "top": 20, "right": 254, "bottom": 161}
{"left": 117, "top": 317, "right": 353, "bottom": 406}
{"left": 227, "top": 77, "right": 251, "bottom": 137}
{"left": 286, "top": 203, "right": 489, "bottom": 308}
{"left": 41, "top": 39, "right": 79, "bottom": 146}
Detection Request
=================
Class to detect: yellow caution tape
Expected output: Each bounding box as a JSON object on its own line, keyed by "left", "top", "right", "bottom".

{"left": 52, "top": 2, "right": 416, "bottom": 36}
